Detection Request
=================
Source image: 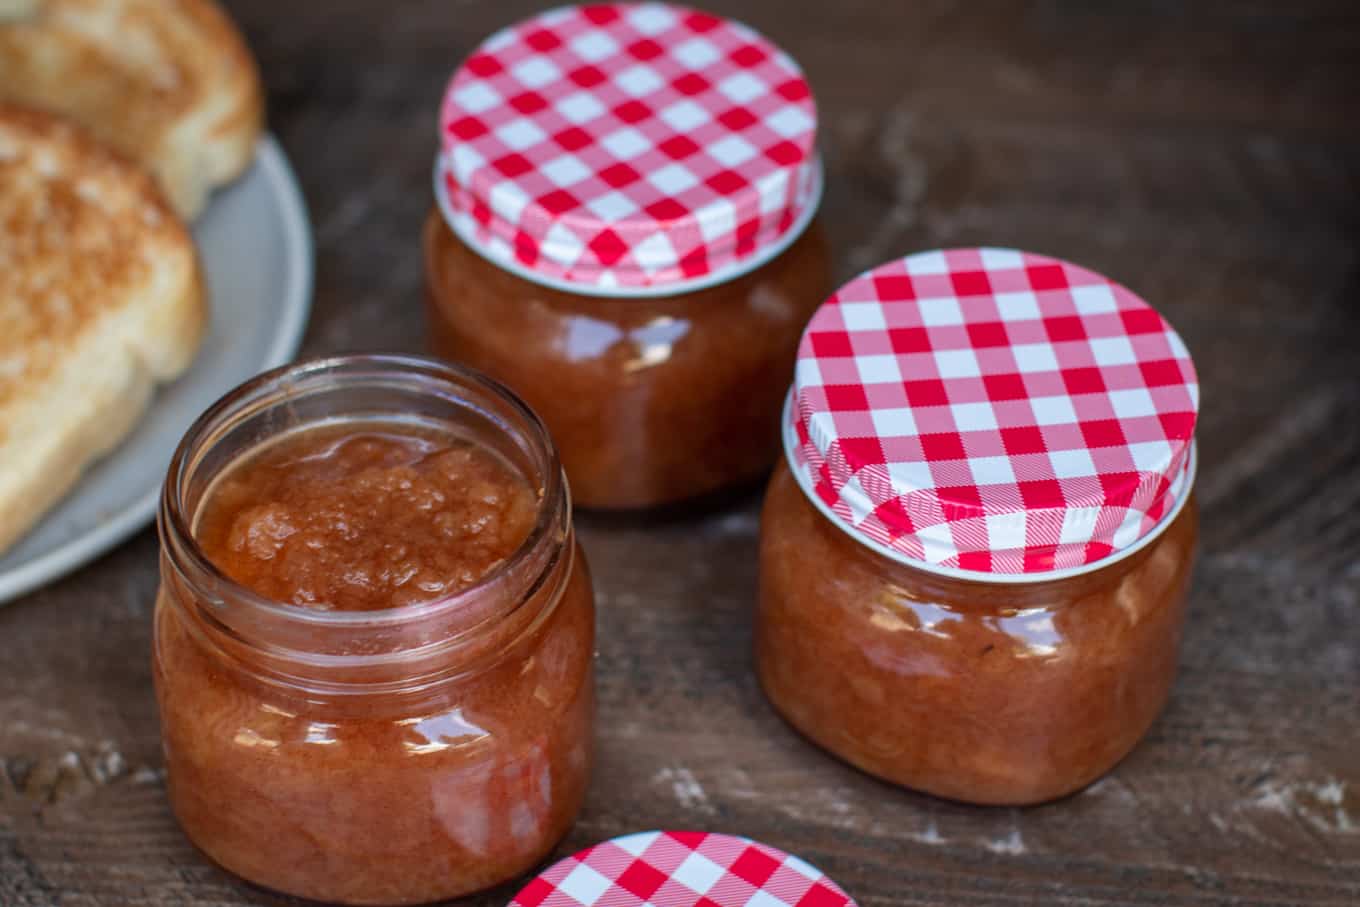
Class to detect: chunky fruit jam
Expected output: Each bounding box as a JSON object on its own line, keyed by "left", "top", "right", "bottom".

{"left": 194, "top": 423, "right": 537, "bottom": 610}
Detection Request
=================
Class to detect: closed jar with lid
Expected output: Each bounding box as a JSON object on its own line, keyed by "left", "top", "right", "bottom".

{"left": 424, "top": 2, "right": 832, "bottom": 509}
{"left": 153, "top": 355, "right": 595, "bottom": 905}
{"left": 756, "top": 249, "right": 1201, "bottom": 805}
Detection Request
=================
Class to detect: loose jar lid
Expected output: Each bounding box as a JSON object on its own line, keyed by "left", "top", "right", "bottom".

{"left": 508, "top": 831, "right": 857, "bottom": 906}
{"left": 438, "top": 2, "right": 819, "bottom": 295}
{"left": 790, "top": 248, "right": 1199, "bottom": 576}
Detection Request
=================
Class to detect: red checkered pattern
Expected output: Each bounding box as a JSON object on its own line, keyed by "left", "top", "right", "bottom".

{"left": 792, "top": 248, "right": 1199, "bottom": 575}
{"left": 509, "top": 831, "right": 856, "bottom": 907}
{"left": 438, "top": 2, "right": 818, "bottom": 292}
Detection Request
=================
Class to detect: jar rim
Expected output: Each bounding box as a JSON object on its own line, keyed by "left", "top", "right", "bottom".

{"left": 780, "top": 391, "right": 1197, "bottom": 585}
{"left": 158, "top": 353, "right": 570, "bottom": 630}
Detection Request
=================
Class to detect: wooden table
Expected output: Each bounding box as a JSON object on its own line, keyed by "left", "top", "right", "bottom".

{"left": 3, "top": 2, "right": 1358, "bottom": 904}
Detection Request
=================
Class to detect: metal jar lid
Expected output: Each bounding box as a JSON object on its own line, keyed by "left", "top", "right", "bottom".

{"left": 509, "top": 830, "right": 857, "bottom": 905}
{"left": 438, "top": 3, "right": 820, "bottom": 296}
{"left": 788, "top": 247, "right": 1199, "bottom": 578}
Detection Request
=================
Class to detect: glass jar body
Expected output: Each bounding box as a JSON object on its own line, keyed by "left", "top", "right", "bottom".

{"left": 423, "top": 210, "right": 833, "bottom": 509}
{"left": 151, "top": 355, "right": 595, "bottom": 905}
{"left": 153, "top": 547, "right": 594, "bottom": 905}
{"left": 755, "top": 461, "right": 1198, "bottom": 806}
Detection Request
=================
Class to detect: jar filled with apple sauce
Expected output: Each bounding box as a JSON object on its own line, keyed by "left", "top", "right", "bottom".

{"left": 154, "top": 355, "right": 595, "bottom": 905}
{"left": 425, "top": 2, "right": 832, "bottom": 509}
{"left": 757, "top": 249, "right": 1200, "bottom": 806}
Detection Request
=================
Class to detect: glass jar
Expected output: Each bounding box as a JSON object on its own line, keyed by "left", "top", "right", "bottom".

{"left": 153, "top": 356, "right": 595, "bottom": 905}
{"left": 756, "top": 248, "right": 1202, "bottom": 805}
{"left": 424, "top": 3, "right": 832, "bottom": 509}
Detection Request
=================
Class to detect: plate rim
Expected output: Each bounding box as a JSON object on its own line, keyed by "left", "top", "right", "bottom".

{"left": 0, "top": 134, "right": 314, "bottom": 605}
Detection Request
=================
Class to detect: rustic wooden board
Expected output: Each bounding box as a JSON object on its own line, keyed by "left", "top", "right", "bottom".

{"left": 3, "top": 1, "right": 1358, "bottom": 904}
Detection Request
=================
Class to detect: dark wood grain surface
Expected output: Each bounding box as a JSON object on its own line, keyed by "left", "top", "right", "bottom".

{"left": 3, "top": 1, "right": 1359, "bottom": 904}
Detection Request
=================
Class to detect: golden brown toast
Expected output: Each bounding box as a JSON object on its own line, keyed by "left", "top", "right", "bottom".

{"left": 0, "top": 104, "right": 207, "bottom": 555}
{"left": 0, "top": 0, "right": 264, "bottom": 219}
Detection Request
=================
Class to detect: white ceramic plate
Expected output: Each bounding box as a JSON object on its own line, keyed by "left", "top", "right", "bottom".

{"left": 0, "top": 136, "right": 313, "bottom": 604}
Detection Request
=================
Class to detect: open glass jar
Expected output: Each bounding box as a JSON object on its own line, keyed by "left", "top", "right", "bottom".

{"left": 153, "top": 356, "right": 595, "bottom": 905}
{"left": 424, "top": 2, "right": 832, "bottom": 508}
{"left": 756, "top": 249, "right": 1201, "bottom": 805}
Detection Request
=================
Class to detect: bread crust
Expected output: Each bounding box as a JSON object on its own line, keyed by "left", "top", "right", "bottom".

{"left": 0, "top": 104, "right": 207, "bottom": 555}
{"left": 0, "top": 0, "right": 264, "bottom": 218}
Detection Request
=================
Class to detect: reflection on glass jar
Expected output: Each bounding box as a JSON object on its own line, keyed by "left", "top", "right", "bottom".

{"left": 153, "top": 356, "right": 594, "bottom": 904}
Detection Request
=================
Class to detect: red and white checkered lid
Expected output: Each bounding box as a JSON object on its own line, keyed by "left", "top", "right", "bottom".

{"left": 438, "top": 3, "right": 820, "bottom": 295}
{"left": 790, "top": 248, "right": 1199, "bottom": 577}
{"left": 509, "top": 831, "right": 856, "bottom": 907}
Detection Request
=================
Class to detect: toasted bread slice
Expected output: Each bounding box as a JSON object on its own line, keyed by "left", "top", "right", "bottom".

{"left": 0, "top": 0, "right": 263, "bottom": 219}
{"left": 0, "top": 104, "right": 206, "bottom": 556}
